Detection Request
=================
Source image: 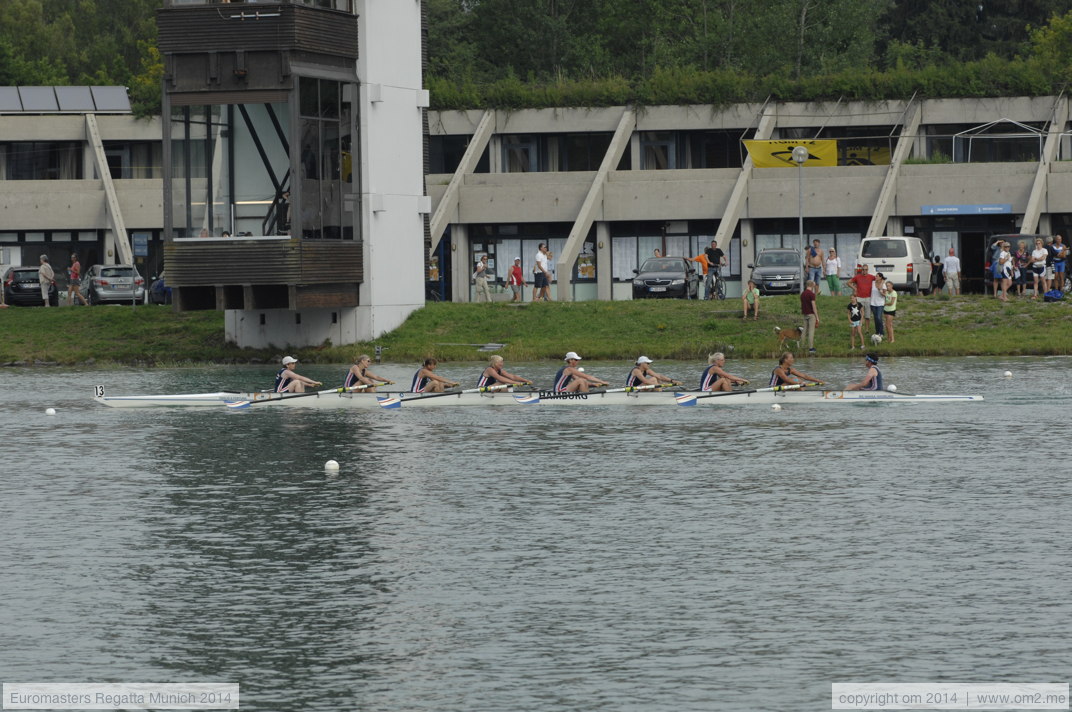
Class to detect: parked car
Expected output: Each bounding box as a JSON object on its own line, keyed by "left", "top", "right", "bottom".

{"left": 148, "top": 272, "right": 172, "bottom": 305}
{"left": 856, "top": 236, "right": 932, "bottom": 295}
{"left": 748, "top": 248, "right": 802, "bottom": 295}
{"left": 82, "top": 265, "right": 145, "bottom": 305}
{"left": 2, "top": 266, "right": 59, "bottom": 306}
{"left": 632, "top": 257, "right": 701, "bottom": 299}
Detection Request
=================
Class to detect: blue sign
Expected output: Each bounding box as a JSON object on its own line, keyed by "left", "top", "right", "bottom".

{"left": 132, "top": 232, "right": 149, "bottom": 257}
{"left": 920, "top": 204, "right": 1012, "bottom": 215}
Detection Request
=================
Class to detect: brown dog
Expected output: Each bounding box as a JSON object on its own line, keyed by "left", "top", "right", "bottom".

{"left": 774, "top": 325, "right": 803, "bottom": 350}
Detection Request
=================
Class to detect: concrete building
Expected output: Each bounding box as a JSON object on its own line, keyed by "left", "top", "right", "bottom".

{"left": 428, "top": 95, "right": 1072, "bottom": 299}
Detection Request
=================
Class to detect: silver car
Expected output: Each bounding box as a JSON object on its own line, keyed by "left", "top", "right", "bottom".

{"left": 82, "top": 265, "right": 146, "bottom": 304}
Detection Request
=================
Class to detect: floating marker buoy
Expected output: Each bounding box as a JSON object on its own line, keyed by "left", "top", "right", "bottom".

{"left": 1004, "top": 370, "right": 1013, "bottom": 378}
{"left": 577, "top": 367, "right": 585, "bottom": 372}
{"left": 771, "top": 403, "right": 781, "bottom": 411}
{"left": 324, "top": 460, "right": 340, "bottom": 471}
{"left": 45, "top": 408, "right": 56, "bottom": 416}
{"left": 887, "top": 384, "right": 897, "bottom": 392}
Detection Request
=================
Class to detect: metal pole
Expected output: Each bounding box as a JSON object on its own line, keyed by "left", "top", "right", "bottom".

{"left": 792, "top": 146, "right": 809, "bottom": 294}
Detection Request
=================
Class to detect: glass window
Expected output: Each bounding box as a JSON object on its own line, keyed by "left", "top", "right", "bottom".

{"left": 640, "top": 132, "right": 677, "bottom": 170}
{"left": 3, "top": 142, "right": 82, "bottom": 180}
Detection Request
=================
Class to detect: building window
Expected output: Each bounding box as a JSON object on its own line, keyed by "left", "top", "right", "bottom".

{"left": 2, "top": 142, "right": 82, "bottom": 180}
{"left": 640, "top": 132, "right": 678, "bottom": 170}
{"left": 502, "top": 135, "right": 539, "bottom": 173}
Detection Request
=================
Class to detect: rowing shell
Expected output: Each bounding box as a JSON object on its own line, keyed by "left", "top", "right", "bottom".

{"left": 92, "top": 387, "right": 983, "bottom": 409}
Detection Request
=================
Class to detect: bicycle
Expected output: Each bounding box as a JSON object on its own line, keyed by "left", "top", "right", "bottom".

{"left": 705, "top": 269, "right": 726, "bottom": 300}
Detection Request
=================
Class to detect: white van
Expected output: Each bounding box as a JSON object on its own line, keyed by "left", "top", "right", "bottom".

{"left": 856, "top": 236, "right": 933, "bottom": 294}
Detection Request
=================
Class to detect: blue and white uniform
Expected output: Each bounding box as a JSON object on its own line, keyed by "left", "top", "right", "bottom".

{"left": 862, "top": 366, "right": 883, "bottom": 391}
{"left": 344, "top": 365, "right": 364, "bottom": 390}
{"left": 700, "top": 365, "right": 722, "bottom": 391}
{"left": 769, "top": 369, "right": 793, "bottom": 387}
{"left": 553, "top": 367, "right": 573, "bottom": 392}
{"left": 478, "top": 369, "right": 508, "bottom": 389}
{"left": 626, "top": 367, "right": 648, "bottom": 388}
{"left": 411, "top": 370, "right": 430, "bottom": 393}
{"left": 274, "top": 368, "right": 292, "bottom": 392}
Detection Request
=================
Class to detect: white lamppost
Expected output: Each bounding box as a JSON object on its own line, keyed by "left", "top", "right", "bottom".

{"left": 792, "top": 145, "right": 809, "bottom": 294}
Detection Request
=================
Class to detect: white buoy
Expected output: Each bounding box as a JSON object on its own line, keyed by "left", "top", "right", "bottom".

{"left": 886, "top": 384, "right": 897, "bottom": 392}
{"left": 771, "top": 403, "right": 782, "bottom": 411}
{"left": 577, "top": 367, "right": 585, "bottom": 372}
{"left": 324, "top": 459, "right": 340, "bottom": 471}
{"left": 1004, "top": 370, "right": 1013, "bottom": 378}
{"left": 45, "top": 407, "right": 56, "bottom": 416}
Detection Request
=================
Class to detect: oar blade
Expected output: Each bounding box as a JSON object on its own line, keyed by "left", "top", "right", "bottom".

{"left": 225, "top": 400, "right": 251, "bottom": 410}
{"left": 377, "top": 396, "right": 403, "bottom": 409}
{"left": 674, "top": 392, "right": 698, "bottom": 406}
{"left": 513, "top": 393, "right": 540, "bottom": 405}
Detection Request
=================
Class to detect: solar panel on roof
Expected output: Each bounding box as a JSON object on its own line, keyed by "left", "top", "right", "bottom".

{"left": 18, "top": 86, "right": 58, "bottom": 111}
{"left": 91, "top": 86, "right": 131, "bottom": 112}
{"left": 56, "top": 86, "right": 96, "bottom": 111}
{"left": 0, "top": 87, "right": 22, "bottom": 111}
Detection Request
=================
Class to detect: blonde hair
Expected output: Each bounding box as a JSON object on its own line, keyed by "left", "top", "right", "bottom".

{"left": 489, "top": 355, "right": 504, "bottom": 365}
{"left": 707, "top": 352, "right": 724, "bottom": 364}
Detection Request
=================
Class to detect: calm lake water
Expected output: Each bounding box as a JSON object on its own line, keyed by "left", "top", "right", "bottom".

{"left": 1, "top": 356, "right": 1069, "bottom": 711}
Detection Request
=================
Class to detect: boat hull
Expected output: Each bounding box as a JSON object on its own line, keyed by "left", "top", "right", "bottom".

{"left": 94, "top": 388, "right": 984, "bottom": 409}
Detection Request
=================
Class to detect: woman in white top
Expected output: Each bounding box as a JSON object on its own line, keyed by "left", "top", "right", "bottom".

{"left": 1030, "top": 237, "right": 1049, "bottom": 299}
{"left": 997, "top": 241, "right": 1013, "bottom": 302}
{"left": 824, "top": 249, "right": 842, "bottom": 296}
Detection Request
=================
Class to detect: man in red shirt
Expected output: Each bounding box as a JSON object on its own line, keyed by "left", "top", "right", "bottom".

{"left": 508, "top": 257, "right": 525, "bottom": 302}
{"left": 800, "top": 280, "right": 820, "bottom": 353}
{"left": 847, "top": 264, "right": 876, "bottom": 334}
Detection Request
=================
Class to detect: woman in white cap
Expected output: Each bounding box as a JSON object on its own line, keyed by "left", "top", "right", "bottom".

{"left": 553, "top": 352, "right": 609, "bottom": 393}
{"left": 508, "top": 257, "right": 525, "bottom": 302}
{"left": 626, "top": 356, "right": 682, "bottom": 388}
{"left": 275, "top": 356, "right": 322, "bottom": 393}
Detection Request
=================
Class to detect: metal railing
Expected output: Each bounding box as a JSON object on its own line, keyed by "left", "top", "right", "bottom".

{"left": 163, "top": 0, "right": 354, "bottom": 13}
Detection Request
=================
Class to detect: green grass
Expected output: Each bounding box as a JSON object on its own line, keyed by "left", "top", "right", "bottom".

{"left": 3, "top": 295, "right": 1072, "bottom": 366}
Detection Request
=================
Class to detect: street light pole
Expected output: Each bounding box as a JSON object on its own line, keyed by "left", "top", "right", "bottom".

{"left": 792, "top": 145, "right": 809, "bottom": 294}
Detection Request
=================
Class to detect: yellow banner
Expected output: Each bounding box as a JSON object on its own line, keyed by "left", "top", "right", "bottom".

{"left": 744, "top": 139, "right": 838, "bottom": 168}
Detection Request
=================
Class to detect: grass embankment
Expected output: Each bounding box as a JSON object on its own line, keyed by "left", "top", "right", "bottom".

{"left": 3, "top": 295, "right": 1072, "bottom": 366}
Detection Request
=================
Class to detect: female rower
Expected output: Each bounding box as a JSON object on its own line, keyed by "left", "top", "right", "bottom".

{"left": 845, "top": 353, "right": 883, "bottom": 391}
{"left": 275, "top": 356, "right": 322, "bottom": 393}
{"left": 554, "top": 352, "right": 609, "bottom": 392}
{"left": 345, "top": 354, "right": 394, "bottom": 392}
{"left": 478, "top": 355, "right": 532, "bottom": 389}
{"left": 410, "top": 358, "right": 460, "bottom": 393}
{"left": 626, "top": 356, "right": 681, "bottom": 388}
{"left": 769, "top": 352, "right": 823, "bottom": 387}
{"left": 699, "top": 352, "right": 750, "bottom": 392}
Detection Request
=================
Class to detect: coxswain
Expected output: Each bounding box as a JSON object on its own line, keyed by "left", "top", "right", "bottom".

{"left": 275, "top": 356, "right": 322, "bottom": 393}
{"left": 626, "top": 356, "right": 681, "bottom": 388}
{"left": 699, "top": 352, "right": 750, "bottom": 392}
{"left": 845, "top": 353, "right": 884, "bottom": 391}
{"left": 478, "top": 355, "right": 532, "bottom": 389}
{"left": 410, "top": 358, "right": 460, "bottom": 393}
{"left": 345, "top": 353, "right": 394, "bottom": 392}
{"left": 769, "top": 352, "right": 823, "bottom": 387}
{"left": 554, "top": 352, "right": 609, "bottom": 392}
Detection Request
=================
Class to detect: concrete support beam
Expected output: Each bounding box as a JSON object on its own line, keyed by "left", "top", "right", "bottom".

{"left": 596, "top": 222, "right": 612, "bottom": 300}
{"left": 1022, "top": 96, "right": 1068, "bottom": 235}
{"left": 555, "top": 108, "right": 635, "bottom": 301}
{"left": 85, "top": 114, "right": 133, "bottom": 264}
{"left": 429, "top": 110, "right": 494, "bottom": 256}
{"left": 867, "top": 101, "right": 921, "bottom": 237}
{"left": 450, "top": 223, "right": 470, "bottom": 302}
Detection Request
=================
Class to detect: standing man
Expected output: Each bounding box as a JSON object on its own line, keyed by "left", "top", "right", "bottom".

{"left": 848, "top": 264, "right": 876, "bottom": 333}
{"left": 67, "top": 253, "right": 88, "bottom": 306}
{"left": 941, "top": 248, "right": 961, "bottom": 296}
{"left": 533, "top": 243, "right": 553, "bottom": 302}
{"left": 473, "top": 254, "right": 491, "bottom": 303}
{"left": 508, "top": 257, "right": 525, "bottom": 302}
{"left": 703, "top": 240, "right": 726, "bottom": 300}
{"left": 1052, "top": 235, "right": 1067, "bottom": 292}
{"left": 870, "top": 273, "right": 886, "bottom": 336}
{"left": 806, "top": 239, "right": 824, "bottom": 289}
{"left": 800, "top": 280, "right": 820, "bottom": 353}
{"left": 38, "top": 254, "right": 55, "bottom": 307}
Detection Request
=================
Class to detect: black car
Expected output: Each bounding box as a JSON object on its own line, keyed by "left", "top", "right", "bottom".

{"left": 748, "top": 248, "right": 802, "bottom": 295}
{"left": 3, "top": 266, "right": 59, "bottom": 306}
{"left": 632, "top": 257, "right": 700, "bottom": 299}
{"left": 148, "top": 272, "right": 172, "bottom": 305}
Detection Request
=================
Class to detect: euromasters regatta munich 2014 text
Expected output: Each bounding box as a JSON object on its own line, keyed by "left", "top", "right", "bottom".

{"left": 7, "top": 691, "right": 198, "bottom": 705}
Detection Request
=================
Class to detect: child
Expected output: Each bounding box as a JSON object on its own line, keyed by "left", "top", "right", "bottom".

{"left": 847, "top": 294, "right": 864, "bottom": 350}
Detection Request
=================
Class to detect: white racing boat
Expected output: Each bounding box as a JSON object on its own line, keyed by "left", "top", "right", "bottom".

{"left": 92, "top": 384, "right": 983, "bottom": 409}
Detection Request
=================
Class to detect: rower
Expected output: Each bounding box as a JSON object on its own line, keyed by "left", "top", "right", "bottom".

{"left": 410, "top": 357, "right": 460, "bottom": 393}
{"left": 626, "top": 356, "right": 681, "bottom": 389}
{"left": 554, "top": 351, "right": 609, "bottom": 392}
{"left": 769, "top": 352, "right": 823, "bottom": 387}
{"left": 345, "top": 353, "right": 394, "bottom": 392}
{"left": 699, "top": 352, "right": 750, "bottom": 392}
{"left": 478, "top": 355, "right": 532, "bottom": 389}
{"left": 275, "top": 356, "right": 322, "bottom": 393}
{"left": 845, "top": 353, "right": 883, "bottom": 391}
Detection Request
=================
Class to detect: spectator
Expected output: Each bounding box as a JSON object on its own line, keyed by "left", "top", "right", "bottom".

{"left": 703, "top": 240, "right": 726, "bottom": 300}
{"left": 690, "top": 251, "right": 711, "bottom": 295}
{"left": 67, "top": 253, "right": 88, "bottom": 306}
{"left": 1030, "top": 237, "right": 1049, "bottom": 300}
{"left": 800, "top": 280, "right": 820, "bottom": 353}
{"left": 941, "top": 248, "right": 961, "bottom": 296}
{"left": 930, "top": 255, "right": 944, "bottom": 297}
{"left": 997, "top": 240, "right": 1013, "bottom": 302}
{"left": 825, "top": 248, "right": 842, "bottom": 296}
{"left": 1013, "top": 240, "right": 1030, "bottom": 297}
{"left": 870, "top": 273, "right": 886, "bottom": 337}
{"left": 473, "top": 254, "right": 491, "bottom": 303}
{"left": 847, "top": 294, "right": 864, "bottom": 350}
{"left": 883, "top": 280, "right": 898, "bottom": 343}
{"left": 849, "top": 264, "right": 877, "bottom": 333}
{"left": 806, "top": 239, "right": 823, "bottom": 287}
{"left": 1052, "top": 235, "right": 1067, "bottom": 292}
{"left": 508, "top": 257, "right": 525, "bottom": 302}
{"left": 741, "top": 279, "right": 761, "bottom": 320}
{"left": 38, "top": 255, "right": 55, "bottom": 307}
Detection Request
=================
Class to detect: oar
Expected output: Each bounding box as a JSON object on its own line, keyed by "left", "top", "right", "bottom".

{"left": 226, "top": 384, "right": 370, "bottom": 410}
{"left": 376, "top": 384, "right": 508, "bottom": 409}
{"left": 593, "top": 384, "right": 658, "bottom": 394}
{"left": 674, "top": 384, "right": 801, "bottom": 406}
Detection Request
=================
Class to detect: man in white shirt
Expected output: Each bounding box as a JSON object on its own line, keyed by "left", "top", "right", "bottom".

{"left": 473, "top": 254, "right": 491, "bottom": 303}
{"left": 941, "top": 248, "right": 961, "bottom": 296}
{"left": 533, "top": 243, "right": 552, "bottom": 302}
